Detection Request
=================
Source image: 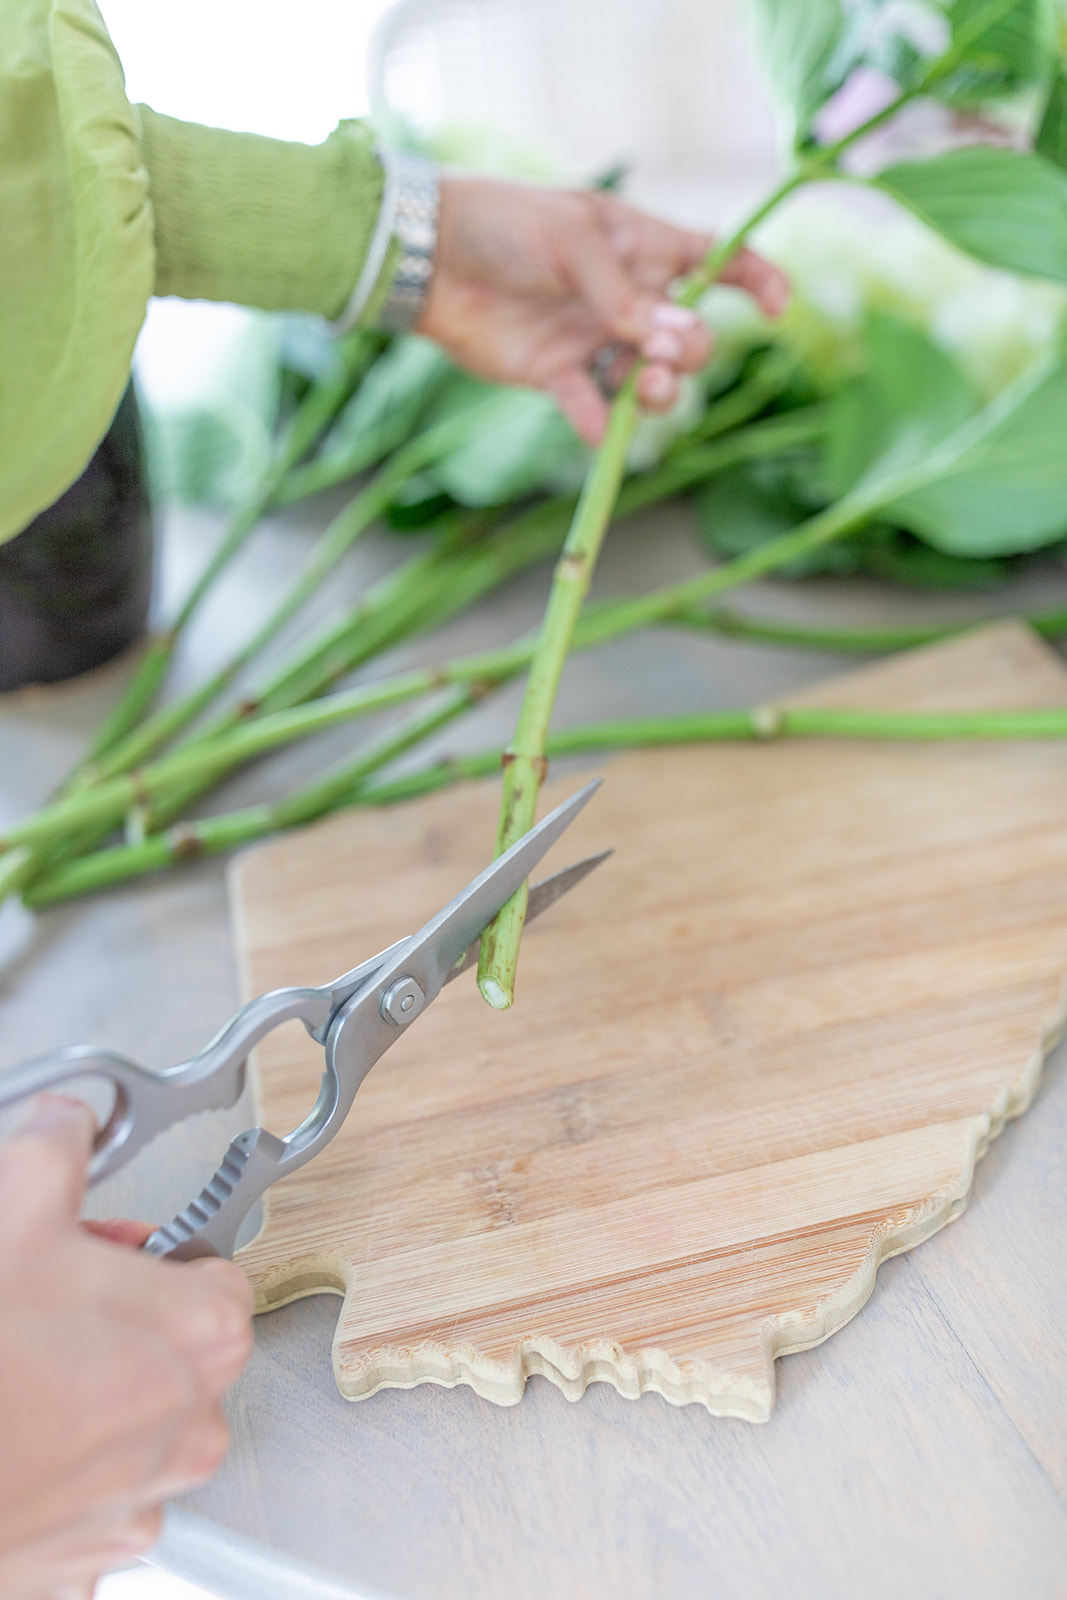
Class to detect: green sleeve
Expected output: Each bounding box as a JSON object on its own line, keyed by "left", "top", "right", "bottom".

{"left": 0, "top": 0, "right": 384, "bottom": 546}
{"left": 137, "top": 109, "right": 384, "bottom": 317}
{"left": 0, "top": 0, "right": 154, "bottom": 545}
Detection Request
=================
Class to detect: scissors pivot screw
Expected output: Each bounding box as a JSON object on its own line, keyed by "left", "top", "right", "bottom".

{"left": 380, "top": 976, "right": 426, "bottom": 1026}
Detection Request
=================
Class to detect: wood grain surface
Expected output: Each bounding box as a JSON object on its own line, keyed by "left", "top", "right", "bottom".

{"left": 231, "top": 621, "right": 1067, "bottom": 1422}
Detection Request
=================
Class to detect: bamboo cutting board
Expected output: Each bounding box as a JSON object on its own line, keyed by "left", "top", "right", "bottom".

{"left": 231, "top": 621, "right": 1067, "bottom": 1422}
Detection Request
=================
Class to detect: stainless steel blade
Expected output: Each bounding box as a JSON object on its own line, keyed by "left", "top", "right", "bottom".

{"left": 444, "top": 849, "right": 613, "bottom": 985}
{"left": 382, "top": 778, "right": 603, "bottom": 1000}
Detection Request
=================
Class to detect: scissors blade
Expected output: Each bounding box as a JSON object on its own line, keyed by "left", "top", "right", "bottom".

{"left": 444, "top": 849, "right": 612, "bottom": 986}
{"left": 388, "top": 778, "right": 602, "bottom": 1000}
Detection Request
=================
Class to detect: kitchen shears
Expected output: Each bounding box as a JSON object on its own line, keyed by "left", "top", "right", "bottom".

{"left": 0, "top": 782, "right": 605, "bottom": 1262}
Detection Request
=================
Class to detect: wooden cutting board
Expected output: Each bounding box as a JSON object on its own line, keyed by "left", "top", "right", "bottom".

{"left": 231, "top": 621, "right": 1067, "bottom": 1422}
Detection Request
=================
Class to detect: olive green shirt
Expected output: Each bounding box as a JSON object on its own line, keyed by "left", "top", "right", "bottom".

{"left": 0, "top": 0, "right": 384, "bottom": 544}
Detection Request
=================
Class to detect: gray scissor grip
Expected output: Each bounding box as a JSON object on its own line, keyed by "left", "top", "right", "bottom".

{"left": 0, "top": 986, "right": 332, "bottom": 1183}
{"left": 143, "top": 975, "right": 394, "bottom": 1260}
{"left": 143, "top": 1126, "right": 288, "bottom": 1260}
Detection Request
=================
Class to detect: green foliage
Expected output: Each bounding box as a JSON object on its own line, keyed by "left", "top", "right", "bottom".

{"left": 826, "top": 314, "right": 979, "bottom": 496}
{"left": 939, "top": 0, "right": 1055, "bottom": 103}
{"left": 1037, "top": 65, "right": 1067, "bottom": 171}
{"left": 696, "top": 465, "right": 852, "bottom": 576}
{"left": 888, "top": 358, "right": 1067, "bottom": 552}
{"left": 858, "top": 526, "right": 1009, "bottom": 587}
{"left": 315, "top": 336, "right": 454, "bottom": 478}
{"left": 385, "top": 486, "right": 458, "bottom": 531}
{"left": 822, "top": 310, "right": 1067, "bottom": 555}
{"left": 418, "top": 380, "right": 587, "bottom": 507}
{"left": 744, "top": 0, "right": 848, "bottom": 146}
{"left": 693, "top": 467, "right": 1008, "bottom": 588}
{"left": 697, "top": 311, "right": 1067, "bottom": 573}
{"left": 874, "top": 147, "right": 1067, "bottom": 283}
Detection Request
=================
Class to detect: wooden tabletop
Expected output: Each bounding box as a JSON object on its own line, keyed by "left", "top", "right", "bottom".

{"left": 2, "top": 493, "right": 1065, "bottom": 1600}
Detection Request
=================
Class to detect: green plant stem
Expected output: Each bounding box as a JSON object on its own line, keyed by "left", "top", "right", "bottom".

{"left": 86, "top": 401, "right": 503, "bottom": 781}
{"left": 673, "top": 602, "right": 1067, "bottom": 654}
{"left": 1, "top": 674, "right": 483, "bottom": 857}
{"left": 675, "top": 171, "right": 808, "bottom": 306}
{"left": 359, "top": 697, "right": 1067, "bottom": 804}
{"left": 467, "top": 412, "right": 827, "bottom": 1010}
{"left": 537, "top": 705, "right": 1067, "bottom": 746}
{"left": 474, "top": 264, "right": 820, "bottom": 1003}
{"left": 476, "top": 375, "right": 642, "bottom": 1007}
{"left": 23, "top": 687, "right": 484, "bottom": 908}
{"left": 25, "top": 560, "right": 1067, "bottom": 907}
{"left": 6, "top": 500, "right": 570, "bottom": 910}
{"left": 74, "top": 330, "right": 381, "bottom": 777}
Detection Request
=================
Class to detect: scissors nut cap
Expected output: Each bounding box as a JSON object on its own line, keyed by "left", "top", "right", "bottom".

{"left": 380, "top": 976, "right": 426, "bottom": 1027}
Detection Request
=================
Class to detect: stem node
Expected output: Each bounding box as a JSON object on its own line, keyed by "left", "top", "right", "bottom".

{"left": 752, "top": 706, "right": 782, "bottom": 739}
{"left": 171, "top": 824, "right": 204, "bottom": 861}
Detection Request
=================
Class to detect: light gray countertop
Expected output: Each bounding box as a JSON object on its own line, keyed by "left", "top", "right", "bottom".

{"left": 2, "top": 493, "right": 1065, "bottom": 1600}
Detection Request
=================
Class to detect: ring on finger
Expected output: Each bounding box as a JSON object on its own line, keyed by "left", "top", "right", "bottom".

{"left": 588, "top": 341, "right": 631, "bottom": 399}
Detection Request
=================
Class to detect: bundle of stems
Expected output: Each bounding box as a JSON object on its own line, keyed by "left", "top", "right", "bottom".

{"left": 80, "top": 329, "right": 387, "bottom": 774}
{"left": 12, "top": 485, "right": 1067, "bottom": 909}
{"left": 26, "top": 687, "right": 1067, "bottom": 910}
{"left": 0, "top": 398, "right": 817, "bottom": 911}
{"left": 76, "top": 394, "right": 517, "bottom": 785}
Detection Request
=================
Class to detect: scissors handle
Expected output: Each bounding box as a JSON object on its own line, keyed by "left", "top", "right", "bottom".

{"left": 0, "top": 985, "right": 332, "bottom": 1184}
{"left": 0, "top": 1046, "right": 177, "bottom": 1183}
{"left": 142, "top": 969, "right": 397, "bottom": 1260}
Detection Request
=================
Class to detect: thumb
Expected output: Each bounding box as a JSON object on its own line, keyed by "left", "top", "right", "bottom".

{"left": 0, "top": 1092, "right": 96, "bottom": 1227}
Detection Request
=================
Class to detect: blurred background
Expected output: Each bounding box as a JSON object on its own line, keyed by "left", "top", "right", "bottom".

{"left": 102, "top": 0, "right": 778, "bottom": 435}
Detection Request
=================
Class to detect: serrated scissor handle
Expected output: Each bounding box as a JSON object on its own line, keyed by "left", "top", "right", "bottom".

{"left": 142, "top": 957, "right": 407, "bottom": 1260}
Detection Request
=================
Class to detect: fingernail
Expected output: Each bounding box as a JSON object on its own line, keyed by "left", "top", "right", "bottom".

{"left": 652, "top": 302, "right": 699, "bottom": 332}
{"left": 643, "top": 329, "right": 684, "bottom": 364}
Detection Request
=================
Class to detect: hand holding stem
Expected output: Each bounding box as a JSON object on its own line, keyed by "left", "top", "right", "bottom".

{"left": 473, "top": 45, "right": 957, "bottom": 1009}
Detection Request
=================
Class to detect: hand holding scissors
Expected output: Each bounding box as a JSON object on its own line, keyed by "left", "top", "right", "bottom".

{"left": 0, "top": 781, "right": 606, "bottom": 1259}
